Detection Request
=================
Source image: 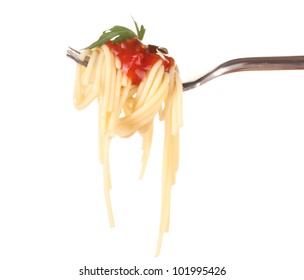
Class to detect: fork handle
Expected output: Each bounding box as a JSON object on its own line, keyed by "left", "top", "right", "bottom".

{"left": 183, "top": 56, "right": 304, "bottom": 91}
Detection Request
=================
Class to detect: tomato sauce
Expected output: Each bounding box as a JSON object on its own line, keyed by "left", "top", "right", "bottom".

{"left": 106, "top": 38, "right": 175, "bottom": 85}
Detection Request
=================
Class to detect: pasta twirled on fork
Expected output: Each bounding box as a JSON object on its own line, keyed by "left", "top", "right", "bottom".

{"left": 72, "top": 22, "right": 183, "bottom": 256}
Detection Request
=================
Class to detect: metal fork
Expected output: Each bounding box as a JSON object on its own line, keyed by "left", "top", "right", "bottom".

{"left": 67, "top": 47, "right": 304, "bottom": 92}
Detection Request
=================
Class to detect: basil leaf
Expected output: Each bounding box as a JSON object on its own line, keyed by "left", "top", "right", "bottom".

{"left": 84, "top": 25, "right": 137, "bottom": 49}
{"left": 133, "top": 18, "right": 146, "bottom": 40}
{"left": 83, "top": 19, "right": 159, "bottom": 51}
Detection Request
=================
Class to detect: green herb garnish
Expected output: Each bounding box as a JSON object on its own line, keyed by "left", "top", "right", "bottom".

{"left": 132, "top": 17, "right": 145, "bottom": 40}
{"left": 148, "top": 44, "right": 168, "bottom": 55}
{"left": 85, "top": 18, "right": 146, "bottom": 49}
{"left": 84, "top": 19, "right": 169, "bottom": 54}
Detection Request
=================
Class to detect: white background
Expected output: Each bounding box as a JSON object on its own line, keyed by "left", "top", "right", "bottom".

{"left": 1, "top": 0, "right": 304, "bottom": 279}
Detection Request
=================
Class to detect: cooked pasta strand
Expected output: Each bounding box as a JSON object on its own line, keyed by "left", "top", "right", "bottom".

{"left": 73, "top": 43, "right": 183, "bottom": 256}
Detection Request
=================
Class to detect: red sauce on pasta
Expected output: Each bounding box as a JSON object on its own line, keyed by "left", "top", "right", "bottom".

{"left": 106, "top": 38, "right": 175, "bottom": 85}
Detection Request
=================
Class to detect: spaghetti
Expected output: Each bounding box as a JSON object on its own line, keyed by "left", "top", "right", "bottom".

{"left": 73, "top": 29, "right": 183, "bottom": 256}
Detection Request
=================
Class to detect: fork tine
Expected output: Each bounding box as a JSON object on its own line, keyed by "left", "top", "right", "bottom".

{"left": 66, "top": 47, "right": 88, "bottom": 67}
{"left": 68, "top": 46, "right": 80, "bottom": 54}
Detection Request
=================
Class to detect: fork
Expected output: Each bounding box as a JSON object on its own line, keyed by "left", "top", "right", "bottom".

{"left": 67, "top": 47, "right": 304, "bottom": 92}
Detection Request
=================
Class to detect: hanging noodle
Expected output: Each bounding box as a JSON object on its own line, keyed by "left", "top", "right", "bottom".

{"left": 73, "top": 43, "right": 183, "bottom": 256}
